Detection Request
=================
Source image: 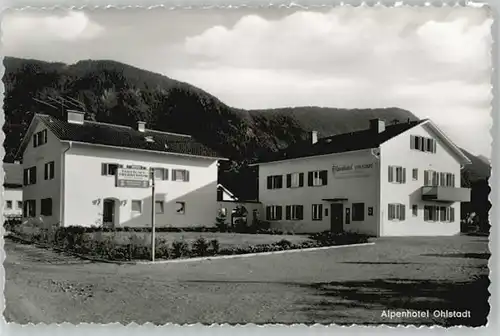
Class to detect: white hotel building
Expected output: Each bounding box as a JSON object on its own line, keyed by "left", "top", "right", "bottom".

{"left": 251, "top": 119, "right": 472, "bottom": 236}
{"left": 16, "top": 110, "right": 225, "bottom": 228}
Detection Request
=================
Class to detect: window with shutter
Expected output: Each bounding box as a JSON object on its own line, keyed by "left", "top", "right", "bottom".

{"left": 286, "top": 174, "right": 292, "bottom": 188}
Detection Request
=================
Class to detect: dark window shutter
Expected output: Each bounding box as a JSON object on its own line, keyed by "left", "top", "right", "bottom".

{"left": 277, "top": 175, "right": 283, "bottom": 189}
{"left": 32, "top": 167, "right": 37, "bottom": 184}
{"left": 286, "top": 174, "right": 292, "bottom": 188}
{"left": 410, "top": 135, "right": 415, "bottom": 149}
{"left": 276, "top": 206, "right": 283, "bottom": 220}
{"left": 320, "top": 170, "right": 328, "bottom": 185}
{"left": 266, "top": 206, "right": 271, "bottom": 220}
{"left": 298, "top": 206, "right": 304, "bottom": 220}
{"left": 285, "top": 206, "right": 291, "bottom": 220}
{"left": 308, "top": 172, "right": 313, "bottom": 186}
{"left": 185, "top": 170, "right": 190, "bottom": 182}
{"left": 402, "top": 168, "right": 406, "bottom": 183}
{"left": 44, "top": 164, "right": 48, "bottom": 180}
{"left": 43, "top": 130, "right": 47, "bottom": 143}
{"left": 299, "top": 173, "right": 304, "bottom": 187}
{"left": 401, "top": 205, "right": 406, "bottom": 220}
{"left": 101, "top": 163, "right": 107, "bottom": 175}
{"left": 164, "top": 169, "right": 169, "bottom": 180}
{"left": 267, "top": 176, "right": 272, "bottom": 189}
{"left": 23, "top": 169, "right": 28, "bottom": 185}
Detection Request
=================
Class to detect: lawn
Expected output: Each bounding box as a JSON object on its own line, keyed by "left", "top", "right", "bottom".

{"left": 87, "top": 231, "right": 313, "bottom": 249}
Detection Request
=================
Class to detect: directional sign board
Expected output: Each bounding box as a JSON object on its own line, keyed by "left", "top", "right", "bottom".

{"left": 116, "top": 167, "right": 150, "bottom": 188}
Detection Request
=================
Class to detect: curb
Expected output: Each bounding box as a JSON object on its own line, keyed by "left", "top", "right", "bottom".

{"left": 136, "top": 242, "right": 376, "bottom": 265}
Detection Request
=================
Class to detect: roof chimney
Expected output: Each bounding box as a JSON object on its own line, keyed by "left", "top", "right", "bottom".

{"left": 67, "top": 110, "right": 85, "bottom": 125}
{"left": 137, "top": 121, "right": 146, "bottom": 132}
{"left": 369, "top": 118, "right": 385, "bottom": 134}
{"left": 311, "top": 131, "right": 318, "bottom": 144}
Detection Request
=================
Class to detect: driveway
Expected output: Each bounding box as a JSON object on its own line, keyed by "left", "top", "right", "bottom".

{"left": 4, "top": 235, "right": 490, "bottom": 326}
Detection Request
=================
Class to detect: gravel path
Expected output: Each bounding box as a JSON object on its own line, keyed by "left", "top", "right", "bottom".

{"left": 4, "top": 235, "right": 490, "bottom": 326}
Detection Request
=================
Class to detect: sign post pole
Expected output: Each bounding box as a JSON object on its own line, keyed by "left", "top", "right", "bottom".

{"left": 150, "top": 168, "right": 156, "bottom": 262}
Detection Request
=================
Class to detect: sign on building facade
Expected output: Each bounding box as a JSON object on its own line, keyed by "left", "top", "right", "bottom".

{"left": 332, "top": 163, "right": 374, "bottom": 178}
{"left": 116, "top": 167, "right": 150, "bottom": 188}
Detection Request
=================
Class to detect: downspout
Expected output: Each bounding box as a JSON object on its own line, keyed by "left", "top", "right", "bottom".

{"left": 371, "top": 148, "right": 381, "bottom": 237}
{"left": 60, "top": 141, "right": 73, "bottom": 227}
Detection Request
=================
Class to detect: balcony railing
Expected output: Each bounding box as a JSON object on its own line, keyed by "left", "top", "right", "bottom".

{"left": 421, "top": 186, "right": 471, "bottom": 202}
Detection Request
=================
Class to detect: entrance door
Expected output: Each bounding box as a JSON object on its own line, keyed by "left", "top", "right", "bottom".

{"left": 330, "top": 203, "right": 344, "bottom": 233}
{"left": 103, "top": 199, "right": 115, "bottom": 228}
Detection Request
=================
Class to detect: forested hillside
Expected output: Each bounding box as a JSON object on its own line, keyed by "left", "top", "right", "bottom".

{"left": 2, "top": 57, "right": 490, "bottom": 229}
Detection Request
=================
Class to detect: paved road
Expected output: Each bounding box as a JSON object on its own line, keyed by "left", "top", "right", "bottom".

{"left": 4, "top": 236, "right": 490, "bottom": 325}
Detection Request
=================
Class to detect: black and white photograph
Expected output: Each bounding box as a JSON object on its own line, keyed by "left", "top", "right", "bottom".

{"left": 0, "top": 4, "right": 493, "bottom": 327}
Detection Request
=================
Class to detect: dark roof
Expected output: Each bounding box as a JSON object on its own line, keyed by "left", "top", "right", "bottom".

{"left": 255, "top": 120, "right": 426, "bottom": 164}
{"left": 37, "top": 114, "right": 224, "bottom": 159}
{"left": 3, "top": 163, "right": 23, "bottom": 187}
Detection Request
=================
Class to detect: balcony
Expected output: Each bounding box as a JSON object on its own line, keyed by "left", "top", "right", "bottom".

{"left": 421, "top": 186, "right": 471, "bottom": 202}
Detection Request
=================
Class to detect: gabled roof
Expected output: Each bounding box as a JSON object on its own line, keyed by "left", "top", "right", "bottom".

{"left": 18, "top": 114, "right": 225, "bottom": 160}
{"left": 419, "top": 119, "right": 471, "bottom": 165}
{"left": 3, "top": 163, "right": 23, "bottom": 188}
{"left": 252, "top": 120, "right": 426, "bottom": 165}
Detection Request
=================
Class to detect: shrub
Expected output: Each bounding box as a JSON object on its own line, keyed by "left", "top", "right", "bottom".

{"left": 309, "top": 231, "right": 370, "bottom": 246}
{"left": 192, "top": 237, "right": 210, "bottom": 257}
{"left": 274, "top": 239, "right": 292, "bottom": 249}
{"left": 171, "top": 240, "right": 190, "bottom": 259}
{"left": 209, "top": 239, "right": 220, "bottom": 255}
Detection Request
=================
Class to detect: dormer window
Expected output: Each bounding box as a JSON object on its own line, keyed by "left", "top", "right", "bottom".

{"left": 33, "top": 129, "right": 48, "bottom": 148}
{"left": 410, "top": 135, "right": 436, "bottom": 153}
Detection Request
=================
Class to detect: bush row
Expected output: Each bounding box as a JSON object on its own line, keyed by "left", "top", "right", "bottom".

{"left": 9, "top": 225, "right": 369, "bottom": 261}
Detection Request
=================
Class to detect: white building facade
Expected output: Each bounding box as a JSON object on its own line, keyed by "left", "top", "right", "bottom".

{"left": 253, "top": 119, "right": 471, "bottom": 237}
{"left": 3, "top": 163, "right": 23, "bottom": 219}
{"left": 17, "top": 111, "right": 225, "bottom": 228}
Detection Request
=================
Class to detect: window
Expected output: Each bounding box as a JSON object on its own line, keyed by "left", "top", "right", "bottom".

{"left": 23, "top": 166, "right": 37, "bottom": 185}
{"left": 388, "top": 166, "right": 406, "bottom": 183}
{"left": 345, "top": 208, "right": 351, "bottom": 224}
{"left": 23, "top": 200, "right": 36, "bottom": 218}
{"left": 412, "top": 205, "right": 418, "bottom": 217}
{"left": 155, "top": 200, "right": 164, "bottom": 214}
{"left": 312, "top": 204, "right": 323, "bottom": 221}
{"left": 308, "top": 170, "right": 328, "bottom": 187}
{"left": 172, "top": 169, "right": 190, "bottom": 182}
{"left": 286, "top": 172, "right": 304, "bottom": 188}
{"left": 176, "top": 201, "right": 186, "bottom": 214}
{"left": 17, "top": 201, "right": 23, "bottom": 209}
{"left": 388, "top": 204, "right": 406, "bottom": 221}
{"left": 424, "top": 205, "right": 455, "bottom": 222}
{"left": 266, "top": 205, "right": 282, "bottom": 221}
{"left": 352, "top": 203, "right": 365, "bottom": 221}
{"left": 285, "top": 205, "right": 304, "bottom": 220}
{"left": 33, "top": 129, "right": 48, "bottom": 148}
{"left": 267, "top": 175, "right": 283, "bottom": 189}
{"left": 325, "top": 208, "right": 329, "bottom": 217}
{"left": 412, "top": 168, "right": 418, "bottom": 181}
{"left": 154, "top": 168, "right": 169, "bottom": 181}
{"left": 410, "top": 135, "right": 436, "bottom": 153}
{"left": 101, "top": 163, "right": 120, "bottom": 176}
{"left": 5, "top": 201, "right": 12, "bottom": 209}
{"left": 41, "top": 198, "right": 53, "bottom": 216}
{"left": 44, "top": 161, "right": 55, "bottom": 180}
{"left": 131, "top": 200, "right": 142, "bottom": 213}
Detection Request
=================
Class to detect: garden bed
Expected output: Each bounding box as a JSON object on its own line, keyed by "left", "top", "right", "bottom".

{"left": 7, "top": 224, "right": 371, "bottom": 262}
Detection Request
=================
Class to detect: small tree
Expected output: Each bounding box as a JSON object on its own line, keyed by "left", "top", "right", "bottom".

{"left": 215, "top": 210, "right": 229, "bottom": 232}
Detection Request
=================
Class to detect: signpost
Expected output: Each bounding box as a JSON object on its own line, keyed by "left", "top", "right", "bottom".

{"left": 115, "top": 166, "right": 156, "bottom": 261}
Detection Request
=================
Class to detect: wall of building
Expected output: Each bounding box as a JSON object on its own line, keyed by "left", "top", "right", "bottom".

{"left": 22, "top": 121, "right": 64, "bottom": 227}
{"left": 258, "top": 149, "right": 380, "bottom": 234}
{"left": 63, "top": 143, "right": 219, "bottom": 228}
{"left": 380, "top": 123, "right": 462, "bottom": 236}
{"left": 3, "top": 188, "right": 23, "bottom": 218}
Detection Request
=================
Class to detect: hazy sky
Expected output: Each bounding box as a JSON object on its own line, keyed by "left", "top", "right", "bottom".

{"left": 1, "top": 7, "right": 493, "bottom": 157}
